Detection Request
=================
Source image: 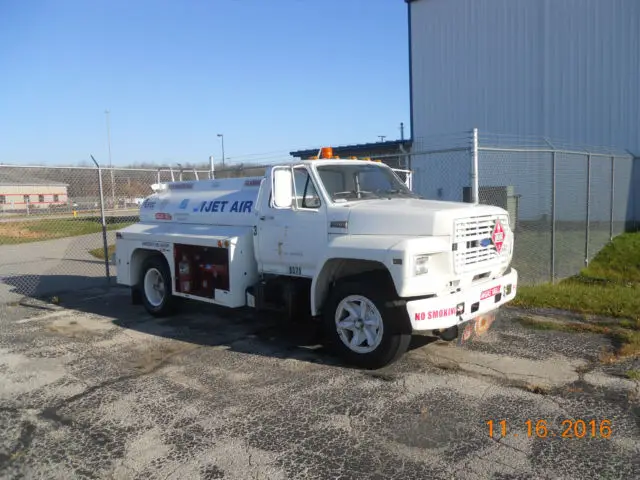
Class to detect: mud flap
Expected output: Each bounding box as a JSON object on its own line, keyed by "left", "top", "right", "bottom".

{"left": 457, "top": 311, "right": 497, "bottom": 346}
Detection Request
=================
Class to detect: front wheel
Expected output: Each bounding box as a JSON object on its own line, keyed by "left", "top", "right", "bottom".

{"left": 323, "top": 279, "right": 411, "bottom": 369}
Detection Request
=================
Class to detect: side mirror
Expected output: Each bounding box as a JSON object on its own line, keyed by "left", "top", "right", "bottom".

{"left": 273, "top": 168, "right": 293, "bottom": 208}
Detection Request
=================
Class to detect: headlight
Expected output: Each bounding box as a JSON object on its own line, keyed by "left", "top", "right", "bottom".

{"left": 414, "top": 254, "right": 430, "bottom": 275}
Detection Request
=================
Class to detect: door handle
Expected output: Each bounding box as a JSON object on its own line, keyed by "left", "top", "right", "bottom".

{"left": 259, "top": 215, "right": 274, "bottom": 221}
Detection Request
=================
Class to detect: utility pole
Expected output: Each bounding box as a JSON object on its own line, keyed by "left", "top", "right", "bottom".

{"left": 400, "top": 122, "right": 405, "bottom": 140}
{"left": 105, "top": 110, "right": 116, "bottom": 208}
{"left": 217, "top": 133, "right": 225, "bottom": 167}
{"left": 378, "top": 135, "right": 386, "bottom": 142}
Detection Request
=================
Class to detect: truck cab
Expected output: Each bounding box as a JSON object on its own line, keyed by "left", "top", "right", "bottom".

{"left": 115, "top": 154, "right": 517, "bottom": 369}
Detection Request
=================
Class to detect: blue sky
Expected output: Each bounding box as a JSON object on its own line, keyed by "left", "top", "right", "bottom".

{"left": 0, "top": 0, "right": 409, "bottom": 167}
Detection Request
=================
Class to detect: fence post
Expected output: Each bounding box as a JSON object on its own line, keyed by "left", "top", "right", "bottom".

{"left": 584, "top": 154, "right": 591, "bottom": 266}
{"left": 91, "top": 155, "right": 111, "bottom": 285}
{"left": 550, "top": 152, "right": 556, "bottom": 283}
{"left": 110, "top": 168, "right": 116, "bottom": 210}
{"left": 471, "top": 128, "right": 479, "bottom": 204}
{"left": 209, "top": 155, "right": 215, "bottom": 179}
{"left": 610, "top": 156, "right": 615, "bottom": 241}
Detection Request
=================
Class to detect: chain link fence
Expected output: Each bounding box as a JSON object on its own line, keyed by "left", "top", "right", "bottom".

{"left": 370, "top": 131, "right": 638, "bottom": 286}
{"left": 1, "top": 134, "right": 638, "bottom": 302}
{"left": 0, "top": 164, "right": 202, "bottom": 303}
{"left": 476, "top": 134, "right": 637, "bottom": 285}
{"left": 0, "top": 161, "right": 298, "bottom": 302}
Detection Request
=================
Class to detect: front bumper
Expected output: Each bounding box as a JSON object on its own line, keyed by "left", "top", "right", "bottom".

{"left": 405, "top": 268, "right": 518, "bottom": 332}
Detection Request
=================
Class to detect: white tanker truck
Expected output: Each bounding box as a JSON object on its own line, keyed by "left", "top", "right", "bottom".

{"left": 115, "top": 149, "right": 518, "bottom": 369}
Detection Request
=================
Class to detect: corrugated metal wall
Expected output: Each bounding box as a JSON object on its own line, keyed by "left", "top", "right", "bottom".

{"left": 409, "top": 0, "right": 640, "bottom": 155}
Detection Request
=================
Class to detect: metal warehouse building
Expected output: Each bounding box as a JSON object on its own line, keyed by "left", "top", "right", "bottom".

{"left": 406, "top": 0, "right": 640, "bottom": 153}
{"left": 405, "top": 0, "right": 639, "bottom": 218}
{"left": 0, "top": 171, "right": 68, "bottom": 212}
{"left": 405, "top": 0, "right": 639, "bottom": 284}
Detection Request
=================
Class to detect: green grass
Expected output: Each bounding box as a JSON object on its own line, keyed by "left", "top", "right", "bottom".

{"left": 580, "top": 232, "right": 640, "bottom": 283}
{"left": 512, "top": 232, "right": 640, "bottom": 321}
{"left": 0, "top": 218, "right": 132, "bottom": 245}
{"left": 89, "top": 244, "right": 115, "bottom": 260}
{"left": 626, "top": 369, "right": 640, "bottom": 381}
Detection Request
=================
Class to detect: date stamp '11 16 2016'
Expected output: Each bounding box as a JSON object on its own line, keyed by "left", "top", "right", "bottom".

{"left": 487, "top": 419, "right": 612, "bottom": 439}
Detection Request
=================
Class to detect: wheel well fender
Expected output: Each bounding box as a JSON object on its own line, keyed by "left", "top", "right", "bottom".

{"left": 131, "top": 248, "right": 170, "bottom": 287}
{"left": 311, "top": 258, "right": 396, "bottom": 316}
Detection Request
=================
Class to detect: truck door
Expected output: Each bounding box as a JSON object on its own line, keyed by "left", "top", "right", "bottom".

{"left": 256, "top": 165, "right": 327, "bottom": 277}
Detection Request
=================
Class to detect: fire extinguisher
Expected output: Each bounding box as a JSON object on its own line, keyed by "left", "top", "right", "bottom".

{"left": 178, "top": 254, "right": 191, "bottom": 292}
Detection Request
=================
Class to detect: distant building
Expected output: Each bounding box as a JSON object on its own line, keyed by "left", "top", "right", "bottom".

{"left": 0, "top": 170, "right": 69, "bottom": 212}
{"left": 290, "top": 140, "right": 412, "bottom": 169}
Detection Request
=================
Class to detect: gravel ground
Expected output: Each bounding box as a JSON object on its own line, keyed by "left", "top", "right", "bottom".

{"left": 0, "top": 287, "right": 638, "bottom": 479}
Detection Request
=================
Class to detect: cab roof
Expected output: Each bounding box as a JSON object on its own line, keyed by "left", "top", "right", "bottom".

{"left": 287, "top": 159, "right": 388, "bottom": 168}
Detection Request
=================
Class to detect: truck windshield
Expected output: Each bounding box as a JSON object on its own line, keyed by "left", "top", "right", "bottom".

{"left": 316, "top": 163, "right": 419, "bottom": 202}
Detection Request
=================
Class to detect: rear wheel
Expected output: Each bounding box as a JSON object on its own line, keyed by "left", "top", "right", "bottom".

{"left": 139, "top": 255, "right": 175, "bottom": 317}
{"left": 323, "top": 278, "right": 411, "bottom": 369}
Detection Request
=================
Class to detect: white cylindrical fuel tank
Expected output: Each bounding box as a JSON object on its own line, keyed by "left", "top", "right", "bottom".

{"left": 138, "top": 176, "right": 264, "bottom": 227}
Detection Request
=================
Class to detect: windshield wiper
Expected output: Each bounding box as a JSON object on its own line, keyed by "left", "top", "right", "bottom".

{"left": 376, "top": 189, "right": 419, "bottom": 198}
{"left": 332, "top": 190, "right": 379, "bottom": 201}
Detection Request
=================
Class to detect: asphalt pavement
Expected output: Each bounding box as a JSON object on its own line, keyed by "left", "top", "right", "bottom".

{"left": 0, "top": 232, "right": 116, "bottom": 304}
{"left": 0, "top": 287, "right": 638, "bottom": 479}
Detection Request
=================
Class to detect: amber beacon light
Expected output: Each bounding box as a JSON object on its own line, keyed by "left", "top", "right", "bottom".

{"left": 320, "top": 147, "right": 333, "bottom": 159}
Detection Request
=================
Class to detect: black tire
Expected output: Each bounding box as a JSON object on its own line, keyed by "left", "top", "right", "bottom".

{"left": 322, "top": 278, "right": 411, "bottom": 369}
{"left": 139, "top": 255, "right": 175, "bottom": 317}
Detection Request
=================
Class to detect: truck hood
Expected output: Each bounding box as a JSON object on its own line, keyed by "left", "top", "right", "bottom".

{"left": 344, "top": 198, "right": 506, "bottom": 236}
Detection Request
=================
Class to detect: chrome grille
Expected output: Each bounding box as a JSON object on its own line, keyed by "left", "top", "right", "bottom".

{"left": 453, "top": 214, "right": 510, "bottom": 274}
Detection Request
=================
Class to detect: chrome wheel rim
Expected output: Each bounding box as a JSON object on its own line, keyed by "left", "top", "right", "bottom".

{"left": 335, "top": 295, "right": 384, "bottom": 354}
{"left": 144, "top": 268, "right": 165, "bottom": 307}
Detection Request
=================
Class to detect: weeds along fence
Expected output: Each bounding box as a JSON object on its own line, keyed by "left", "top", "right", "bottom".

{"left": 370, "top": 131, "right": 639, "bottom": 286}
{"left": 0, "top": 136, "right": 638, "bottom": 302}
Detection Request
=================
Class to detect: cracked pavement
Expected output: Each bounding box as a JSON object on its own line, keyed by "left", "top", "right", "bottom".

{"left": 0, "top": 287, "right": 638, "bottom": 479}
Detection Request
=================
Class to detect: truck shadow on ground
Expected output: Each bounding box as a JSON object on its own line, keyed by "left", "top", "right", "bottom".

{"left": 1, "top": 274, "right": 112, "bottom": 302}
{"left": 6, "top": 277, "right": 438, "bottom": 370}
